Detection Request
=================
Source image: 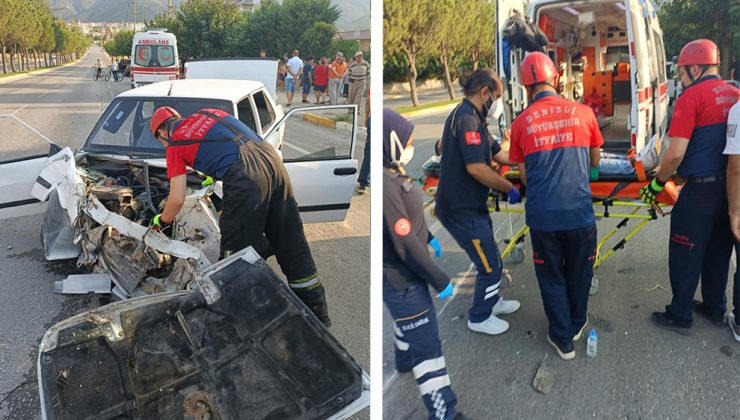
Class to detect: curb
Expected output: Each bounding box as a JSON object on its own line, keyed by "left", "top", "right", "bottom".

{"left": 303, "top": 112, "right": 336, "bottom": 129}
{"left": 0, "top": 51, "right": 89, "bottom": 85}
{"left": 399, "top": 101, "right": 460, "bottom": 119}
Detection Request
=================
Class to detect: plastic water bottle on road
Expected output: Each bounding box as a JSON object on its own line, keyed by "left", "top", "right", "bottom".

{"left": 587, "top": 328, "right": 598, "bottom": 358}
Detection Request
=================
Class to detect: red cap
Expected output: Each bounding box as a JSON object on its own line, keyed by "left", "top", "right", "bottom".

{"left": 520, "top": 52, "right": 558, "bottom": 86}
{"left": 678, "top": 39, "right": 719, "bottom": 66}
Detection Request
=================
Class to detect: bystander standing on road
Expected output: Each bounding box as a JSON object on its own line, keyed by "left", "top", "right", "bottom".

{"left": 329, "top": 52, "right": 347, "bottom": 105}
{"left": 723, "top": 100, "right": 740, "bottom": 342}
{"left": 435, "top": 68, "right": 522, "bottom": 337}
{"left": 383, "top": 108, "right": 469, "bottom": 420}
{"left": 509, "top": 52, "right": 603, "bottom": 360}
{"left": 348, "top": 51, "right": 369, "bottom": 108}
{"left": 639, "top": 39, "right": 739, "bottom": 334}
{"left": 278, "top": 57, "right": 287, "bottom": 92}
{"left": 285, "top": 50, "right": 303, "bottom": 107}
{"left": 357, "top": 89, "right": 371, "bottom": 193}
{"left": 301, "top": 57, "right": 315, "bottom": 104}
{"left": 314, "top": 57, "right": 329, "bottom": 104}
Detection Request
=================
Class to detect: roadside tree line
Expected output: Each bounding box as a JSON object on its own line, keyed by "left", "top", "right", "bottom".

{"left": 656, "top": 0, "right": 738, "bottom": 79}
{"left": 103, "top": 0, "right": 364, "bottom": 64}
{"left": 384, "top": 0, "right": 495, "bottom": 106}
{"left": 0, "top": 0, "right": 90, "bottom": 74}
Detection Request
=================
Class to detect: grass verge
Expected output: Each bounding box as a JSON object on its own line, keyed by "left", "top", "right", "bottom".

{"left": 394, "top": 98, "right": 460, "bottom": 114}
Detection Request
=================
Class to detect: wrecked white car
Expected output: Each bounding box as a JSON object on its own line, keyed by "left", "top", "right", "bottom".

{"left": 0, "top": 79, "right": 368, "bottom": 418}
{"left": 2, "top": 79, "right": 360, "bottom": 297}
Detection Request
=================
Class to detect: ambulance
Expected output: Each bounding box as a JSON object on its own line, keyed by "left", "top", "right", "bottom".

{"left": 130, "top": 30, "right": 179, "bottom": 89}
{"left": 495, "top": 0, "right": 669, "bottom": 154}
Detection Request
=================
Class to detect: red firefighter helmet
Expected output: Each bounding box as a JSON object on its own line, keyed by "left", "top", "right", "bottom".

{"left": 520, "top": 52, "right": 558, "bottom": 86}
{"left": 150, "top": 106, "right": 181, "bottom": 137}
{"left": 678, "top": 39, "right": 719, "bottom": 66}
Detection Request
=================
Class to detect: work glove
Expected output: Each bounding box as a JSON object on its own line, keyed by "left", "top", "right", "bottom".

{"left": 507, "top": 186, "right": 522, "bottom": 204}
{"left": 639, "top": 178, "right": 664, "bottom": 206}
{"left": 437, "top": 282, "right": 454, "bottom": 300}
{"left": 294, "top": 284, "right": 332, "bottom": 327}
{"left": 428, "top": 237, "right": 443, "bottom": 257}
{"left": 149, "top": 214, "right": 173, "bottom": 235}
{"left": 201, "top": 176, "right": 215, "bottom": 187}
{"left": 589, "top": 166, "right": 600, "bottom": 181}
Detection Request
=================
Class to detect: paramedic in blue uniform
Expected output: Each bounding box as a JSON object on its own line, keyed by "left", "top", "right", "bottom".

{"left": 639, "top": 39, "right": 739, "bottom": 333}
{"left": 148, "top": 106, "right": 331, "bottom": 326}
{"left": 383, "top": 109, "right": 470, "bottom": 420}
{"left": 509, "top": 52, "right": 603, "bottom": 360}
{"left": 435, "top": 68, "right": 522, "bottom": 336}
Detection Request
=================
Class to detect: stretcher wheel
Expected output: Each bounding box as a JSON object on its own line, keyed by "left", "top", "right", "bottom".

{"left": 589, "top": 277, "right": 599, "bottom": 296}
{"left": 510, "top": 245, "right": 525, "bottom": 264}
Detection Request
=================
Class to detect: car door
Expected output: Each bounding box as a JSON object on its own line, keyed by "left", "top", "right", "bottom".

{"left": 0, "top": 153, "right": 51, "bottom": 219}
{"left": 0, "top": 113, "right": 63, "bottom": 220}
{"left": 262, "top": 104, "right": 358, "bottom": 223}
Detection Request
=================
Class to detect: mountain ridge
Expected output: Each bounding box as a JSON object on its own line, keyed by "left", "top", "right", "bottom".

{"left": 49, "top": 0, "right": 369, "bottom": 31}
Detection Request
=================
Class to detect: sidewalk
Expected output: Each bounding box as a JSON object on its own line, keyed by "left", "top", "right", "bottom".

{"left": 383, "top": 86, "right": 463, "bottom": 118}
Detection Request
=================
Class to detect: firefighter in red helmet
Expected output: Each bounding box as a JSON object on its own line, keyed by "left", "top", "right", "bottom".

{"left": 509, "top": 52, "right": 604, "bottom": 360}
{"left": 149, "top": 106, "right": 331, "bottom": 326}
{"left": 640, "top": 39, "right": 739, "bottom": 334}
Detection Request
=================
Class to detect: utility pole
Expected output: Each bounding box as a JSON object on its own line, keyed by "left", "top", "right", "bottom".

{"left": 168, "top": 0, "right": 175, "bottom": 19}
{"left": 131, "top": 0, "right": 137, "bottom": 31}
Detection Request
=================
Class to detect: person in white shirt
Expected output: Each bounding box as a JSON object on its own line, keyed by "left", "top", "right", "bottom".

{"left": 285, "top": 50, "right": 303, "bottom": 107}
{"left": 723, "top": 99, "right": 740, "bottom": 342}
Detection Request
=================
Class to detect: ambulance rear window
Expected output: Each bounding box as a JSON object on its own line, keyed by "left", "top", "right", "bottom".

{"left": 134, "top": 45, "right": 175, "bottom": 67}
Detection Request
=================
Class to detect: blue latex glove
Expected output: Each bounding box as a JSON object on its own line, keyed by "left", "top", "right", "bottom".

{"left": 507, "top": 186, "right": 522, "bottom": 204}
{"left": 437, "top": 282, "right": 454, "bottom": 300}
{"left": 428, "top": 237, "right": 443, "bottom": 257}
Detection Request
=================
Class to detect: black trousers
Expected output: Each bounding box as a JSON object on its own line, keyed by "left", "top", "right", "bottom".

{"left": 530, "top": 224, "right": 597, "bottom": 341}
{"left": 666, "top": 182, "right": 733, "bottom": 322}
{"left": 220, "top": 141, "right": 317, "bottom": 286}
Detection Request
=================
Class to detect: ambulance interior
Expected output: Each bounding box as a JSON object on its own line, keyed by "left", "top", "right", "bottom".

{"left": 534, "top": 1, "right": 634, "bottom": 152}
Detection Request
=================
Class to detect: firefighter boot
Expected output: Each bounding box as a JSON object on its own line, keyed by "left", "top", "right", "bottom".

{"left": 295, "top": 284, "right": 332, "bottom": 327}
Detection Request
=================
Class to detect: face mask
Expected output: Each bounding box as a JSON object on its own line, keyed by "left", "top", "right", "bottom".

{"left": 482, "top": 92, "right": 494, "bottom": 116}
{"left": 488, "top": 97, "right": 504, "bottom": 120}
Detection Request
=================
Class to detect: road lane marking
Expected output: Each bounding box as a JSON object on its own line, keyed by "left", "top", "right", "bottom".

{"left": 39, "top": 92, "right": 47, "bottom": 97}
{"left": 54, "top": 84, "right": 60, "bottom": 88}
{"left": 11, "top": 104, "right": 28, "bottom": 115}
{"left": 283, "top": 142, "right": 315, "bottom": 156}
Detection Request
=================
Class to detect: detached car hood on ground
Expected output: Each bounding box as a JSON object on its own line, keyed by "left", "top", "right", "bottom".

{"left": 38, "top": 248, "right": 368, "bottom": 419}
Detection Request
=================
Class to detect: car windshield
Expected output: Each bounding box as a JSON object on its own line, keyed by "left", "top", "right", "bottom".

{"left": 83, "top": 97, "right": 233, "bottom": 157}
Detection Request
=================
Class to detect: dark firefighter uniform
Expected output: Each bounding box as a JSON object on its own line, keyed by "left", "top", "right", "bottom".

{"left": 509, "top": 91, "right": 603, "bottom": 344}
{"left": 663, "top": 75, "right": 739, "bottom": 323}
{"left": 435, "top": 99, "right": 504, "bottom": 324}
{"left": 165, "top": 108, "right": 330, "bottom": 325}
{"left": 384, "top": 168, "right": 458, "bottom": 420}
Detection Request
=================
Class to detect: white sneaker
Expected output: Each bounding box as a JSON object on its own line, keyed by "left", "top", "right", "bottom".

{"left": 729, "top": 313, "right": 740, "bottom": 343}
{"left": 492, "top": 298, "right": 521, "bottom": 316}
{"left": 468, "top": 315, "right": 509, "bottom": 335}
{"left": 573, "top": 317, "right": 588, "bottom": 342}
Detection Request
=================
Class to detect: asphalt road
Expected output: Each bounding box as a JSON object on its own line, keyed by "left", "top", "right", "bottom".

{"left": 0, "top": 47, "right": 369, "bottom": 418}
{"left": 382, "top": 110, "right": 740, "bottom": 419}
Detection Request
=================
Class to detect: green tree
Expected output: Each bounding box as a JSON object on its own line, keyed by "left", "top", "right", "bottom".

{"left": 174, "top": 0, "right": 245, "bottom": 58}
{"left": 240, "top": 0, "right": 339, "bottom": 59}
{"left": 384, "top": 0, "right": 439, "bottom": 106}
{"left": 656, "top": 0, "right": 739, "bottom": 78}
{"left": 104, "top": 30, "right": 135, "bottom": 58}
